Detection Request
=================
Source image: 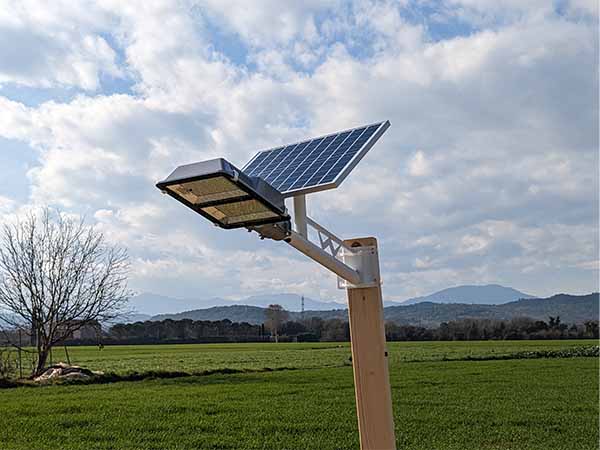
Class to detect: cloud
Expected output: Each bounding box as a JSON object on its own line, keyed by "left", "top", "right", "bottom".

{"left": 198, "top": 0, "right": 336, "bottom": 48}
{"left": 0, "top": 0, "right": 596, "bottom": 302}
{"left": 0, "top": 195, "right": 15, "bottom": 213}
{"left": 408, "top": 151, "right": 431, "bottom": 176}
{"left": 0, "top": 1, "right": 121, "bottom": 90}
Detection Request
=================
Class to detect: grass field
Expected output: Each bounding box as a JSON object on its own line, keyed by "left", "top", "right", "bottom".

{"left": 16, "top": 339, "right": 599, "bottom": 374}
{"left": 0, "top": 340, "right": 598, "bottom": 449}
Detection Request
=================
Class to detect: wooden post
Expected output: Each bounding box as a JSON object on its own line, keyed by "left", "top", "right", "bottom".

{"left": 344, "top": 237, "right": 396, "bottom": 450}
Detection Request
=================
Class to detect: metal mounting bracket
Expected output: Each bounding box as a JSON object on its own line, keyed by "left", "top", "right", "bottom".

{"left": 306, "top": 216, "right": 354, "bottom": 259}
{"left": 283, "top": 194, "right": 381, "bottom": 289}
{"left": 337, "top": 244, "right": 381, "bottom": 289}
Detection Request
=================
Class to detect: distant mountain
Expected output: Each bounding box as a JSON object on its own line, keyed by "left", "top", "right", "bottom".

{"left": 384, "top": 293, "right": 598, "bottom": 326}
{"left": 395, "top": 284, "right": 534, "bottom": 306}
{"left": 114, "top": 313, "right": 152, "bottom": 324}
{"left": 153, "top": 305, "right": 268, "bottom": 324}
{"left": 127, "top": 292, "right": 231, "bottom": 316}
{"left": 238, "top": 294, "right": 343, "bottom": 311}
{"left": 149, "top": 293, "right": 598, "bottom": 327}
{"left": 152, "top": 305, "right": 350, "bottom": 325}
{"left": 128, "top": 292, "right": 343, "bottom": 316}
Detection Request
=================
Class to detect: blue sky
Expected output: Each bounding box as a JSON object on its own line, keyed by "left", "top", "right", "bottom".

{"left": 0, "top": 0, "right": 597, "bottom": 303}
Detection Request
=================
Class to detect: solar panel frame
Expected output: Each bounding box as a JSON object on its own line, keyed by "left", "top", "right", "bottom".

{"left": 243, "top": 120, "right": 390, "bottom": 197}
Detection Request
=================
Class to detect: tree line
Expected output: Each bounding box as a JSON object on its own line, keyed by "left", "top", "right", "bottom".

{"left": 106, "top": 318, "right": 267, "bottom": 344}
{"left": 281, "top": 316, "right": 599, "bottom": 342}
{"left": 47, "top": 315, "right": 597, "bottom": 345}
{"left": 385, "top": 316, "right": 599, "bottom": 341}
{"left": 4, "top": 311, "right": 597, "bottom": 349}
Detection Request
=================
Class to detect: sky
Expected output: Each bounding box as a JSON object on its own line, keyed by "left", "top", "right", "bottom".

{"left": 0, "top": 0, "right": 597, "bottom": 303}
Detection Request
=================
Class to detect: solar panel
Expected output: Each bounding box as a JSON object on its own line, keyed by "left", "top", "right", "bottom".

{"left": 243, "top": 120, "right": 390, "bottom": 197}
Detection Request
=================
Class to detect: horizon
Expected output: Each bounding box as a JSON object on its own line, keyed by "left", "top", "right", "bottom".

{"left": 132, "top": 282, "right": 595, "bottom": 303}
{"left": 133, "top": 282, "right": 535, "bottom": 302}
{"left": 128, "top": 284, "right": 599, "bottom": 317}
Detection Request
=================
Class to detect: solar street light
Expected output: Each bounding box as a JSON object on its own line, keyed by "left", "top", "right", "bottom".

{"left": 157, "top": 120, "right": 396, "bottom": 450}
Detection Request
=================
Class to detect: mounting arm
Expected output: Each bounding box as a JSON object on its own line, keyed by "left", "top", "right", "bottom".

{"left": 284, "top": 230, "right": 361, "bottom": 285}
{"left": 286, "top": 194, "right": 379, "bottom": 288}
{"left": 248, "top": 195, "right": 380, "bottom": 288}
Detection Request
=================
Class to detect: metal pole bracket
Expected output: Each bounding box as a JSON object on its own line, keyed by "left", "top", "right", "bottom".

{"left": 337, "top": 245, "right": 381, "bottom": 289}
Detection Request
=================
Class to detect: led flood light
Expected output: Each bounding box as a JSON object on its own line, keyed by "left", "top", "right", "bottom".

{"left": 156, "top": 158, "right": 289, "bottom": 229}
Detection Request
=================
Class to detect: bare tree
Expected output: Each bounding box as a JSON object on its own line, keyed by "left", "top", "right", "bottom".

{"left": 0, "top": 209, "right": 129, "bottom": 376}
{"left": 265, "top": 304, "right": 289, "bottom": 343}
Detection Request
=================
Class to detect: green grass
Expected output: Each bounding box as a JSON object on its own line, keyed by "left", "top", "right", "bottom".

{"left": 0, "top": 341, "right": 598, "bottom": 449}
{"left": 32, "top": 339, "right": 599, "bottom": 374}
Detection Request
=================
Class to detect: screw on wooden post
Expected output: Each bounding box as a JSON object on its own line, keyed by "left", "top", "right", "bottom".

{"left": 345, "top": 237, "right": 396, "bottom": 450}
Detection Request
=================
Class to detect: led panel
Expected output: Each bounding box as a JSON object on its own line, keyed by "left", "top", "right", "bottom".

{"left": 243, "top": 120, "right": 390, "bottom": 196}
{"left": 202, "top": 199, "right": 282, "bottom": 226}
{"left": 166, "top": 177, "right": 247, "bottom": 204}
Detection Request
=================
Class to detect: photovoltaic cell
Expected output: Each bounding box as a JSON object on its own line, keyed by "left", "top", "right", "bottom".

{"left": 243, "top": 121, "right": 389, "bottom": 196}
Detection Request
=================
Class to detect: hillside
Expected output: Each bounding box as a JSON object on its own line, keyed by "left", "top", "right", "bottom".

{"left": 384, "top": 293, "right": 598, "bottom": 326}
{"left": 150, "top": 293, "right": 598, "bottom": 326}
{"left": 128, "top": 293, "right": 230, "bottom": 316}
{"left": 129, "top": 292, "right": 342, "bottom": 315}
{"left": 396, "top": 284, "right": 534, "bottom": 306}
{"left": 152, "top": 305, "right": 268, "bottom": 324}
{"left": 236, "top": 294, "right": 343, "bottom": 311}
{"left": 152, "top": 305, "right": 349, "bottom": 325}
{"left": 131, "top": 285, "right": 535, "bottom": 315}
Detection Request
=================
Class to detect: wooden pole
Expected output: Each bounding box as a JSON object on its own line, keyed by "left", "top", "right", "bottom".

{"left": 344, "top": 237, "right": 396, "bottom": 450}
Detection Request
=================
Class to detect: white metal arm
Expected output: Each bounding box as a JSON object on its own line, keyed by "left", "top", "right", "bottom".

{"left": 285, "top": 230, "right": 361, "bottom": 285}
{"left": 285, "top": 194, "right": 380, "bottom": 287}
{"left": 306, "top": 216, "right": 352, "bottom": 256}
